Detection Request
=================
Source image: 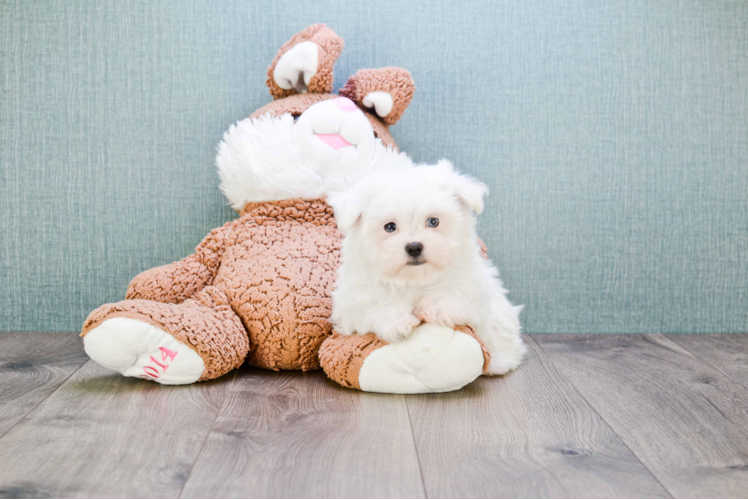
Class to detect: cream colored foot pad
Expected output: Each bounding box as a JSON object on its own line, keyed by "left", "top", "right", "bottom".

{"left": 358, "top": 324, "right": 485, "bottom": 394}
{"left": 83, "top": 317, "right": 204, "bottom": 385}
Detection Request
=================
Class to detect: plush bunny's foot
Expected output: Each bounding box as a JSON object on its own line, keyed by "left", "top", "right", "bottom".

{"left": 358, "top": 325, "right": 485, "bottom": 393}
{"left": 82, "top": 290, "right": 249, "bottom": 381}
{"left": 83, "top": 317, "right": 205, "bottom": 385}
{"left": 320, "top": 324, "right": 490, "bottom": 394}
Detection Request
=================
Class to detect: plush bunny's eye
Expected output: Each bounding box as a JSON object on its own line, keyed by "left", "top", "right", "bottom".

{"left": 384, "top": 222, "right": 397, "bottom": 232}
{"left": 426, "top": 217, "right": 439, "bottom": 228}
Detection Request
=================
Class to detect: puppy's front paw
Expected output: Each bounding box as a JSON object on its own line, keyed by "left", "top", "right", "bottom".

{"left": 414, "top": 300, "right": 466, "bottom": 327}
{"left": 375, "top": 314, "right": 421, "bottom": 344}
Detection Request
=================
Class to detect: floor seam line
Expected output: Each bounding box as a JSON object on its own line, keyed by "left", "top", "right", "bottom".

{"left": 665, "top": 335, "right": 746, "bottom": 388}
{"left": 528, "top": 334, "right": 675, "bottom": 499}
{"left": 404, "top": 396, "right": 429, "bottom": 499}
{"left": 177, "top": 369, "right": 240, "bottom": 499}
{"left": 0, "top": 356, "right": 90, "bottom": 442}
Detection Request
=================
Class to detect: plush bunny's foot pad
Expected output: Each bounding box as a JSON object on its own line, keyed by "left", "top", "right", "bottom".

{"left": 82, "top": 292, "right": 249, "bottom": 381}
{"left": 319, "top": 325, "right": 490, "bottom": 394}
{"left": 84, "top": 317, "right": 205, "bottom": 385}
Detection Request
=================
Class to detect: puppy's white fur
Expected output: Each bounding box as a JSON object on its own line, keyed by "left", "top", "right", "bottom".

{"left": 329, "top": 160, "right": 526, "bottom": 375}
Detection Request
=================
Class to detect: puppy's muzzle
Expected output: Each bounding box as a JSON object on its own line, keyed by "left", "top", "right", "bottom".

{"left": 405, "top": 242, "right": 425, "bottom": 266}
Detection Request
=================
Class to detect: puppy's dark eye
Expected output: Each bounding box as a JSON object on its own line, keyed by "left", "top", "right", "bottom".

{"left": 426, "top": 217, "right": 439, "bottom": 228}
{"left": 384, "top": 222, "right": 397, "bottom": 232}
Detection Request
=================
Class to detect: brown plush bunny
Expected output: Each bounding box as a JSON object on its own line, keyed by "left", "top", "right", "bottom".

{"left": 81, "top": 25, "right": 490, "bottom": 392}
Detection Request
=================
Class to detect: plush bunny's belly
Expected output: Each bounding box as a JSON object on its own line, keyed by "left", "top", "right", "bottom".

{"left": 213, "top": 199, "right": 342, "bottom": 371}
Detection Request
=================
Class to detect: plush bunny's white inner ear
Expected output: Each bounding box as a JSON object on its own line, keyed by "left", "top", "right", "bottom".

{"left": 273, "top": 41, "right": 318, "bottom": 93}
{"left": 363, "top": 91, "right": 394, "bottom": 118}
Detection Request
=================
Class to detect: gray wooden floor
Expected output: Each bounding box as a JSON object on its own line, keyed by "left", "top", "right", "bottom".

{"left": 1, "top": 332, "right": 747, "bottom": 498}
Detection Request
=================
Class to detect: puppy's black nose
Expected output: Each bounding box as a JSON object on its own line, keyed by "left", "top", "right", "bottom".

{"left": 405, "top": 242, "right": 423, "bottom": 257}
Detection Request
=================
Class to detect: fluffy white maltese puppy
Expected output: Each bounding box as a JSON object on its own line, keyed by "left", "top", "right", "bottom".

{"left": 329, "top": 160, "right": 526, "bottom": 375}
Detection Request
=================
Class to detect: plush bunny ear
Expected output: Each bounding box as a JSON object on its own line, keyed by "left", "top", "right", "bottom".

{"left": 435, "top": 159, "right": 488, "bottom": 215}
{"left": 266, "top": 24, "right": 344, "bottom": 100}
{"left": 328, "top": 187, "right": 365, "bottom": 235}
{"left": 339, "top": 68, "right": 415, "bottom": 126}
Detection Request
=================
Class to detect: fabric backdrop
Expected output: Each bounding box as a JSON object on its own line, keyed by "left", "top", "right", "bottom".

{"left": 2, "top": 0, "right": 747, "bottom": 333}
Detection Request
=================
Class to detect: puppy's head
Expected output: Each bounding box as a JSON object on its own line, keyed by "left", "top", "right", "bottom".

{"left": 330, "top": 160, "right": 487, "bottom": 285}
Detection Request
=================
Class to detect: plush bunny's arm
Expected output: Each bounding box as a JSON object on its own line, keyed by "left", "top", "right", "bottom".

{"left": 125, "top": 224, "right": 232, "bottom": 304}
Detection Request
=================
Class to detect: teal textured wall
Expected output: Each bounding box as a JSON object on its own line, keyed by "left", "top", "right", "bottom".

{"left": 2, "top": 0, "right": 747, "bottom": 333}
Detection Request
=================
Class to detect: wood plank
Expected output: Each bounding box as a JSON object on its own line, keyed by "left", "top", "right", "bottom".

{"left": 535, "top": 334, "right": 748, "bottom": 498}
{"left": 668, "top": 334, "right": 748, "bottom": 385}
{"left": 0, "top": 361, "right": 235, "bottom": 498}
{"left": 406, "top": 336, "right": 668, "bottom": 499}
{"left": 180, "top": 369, "right": 425, "bottom": 499}
{"left": 0, "top": 331, "right": 88, "bottom": 438}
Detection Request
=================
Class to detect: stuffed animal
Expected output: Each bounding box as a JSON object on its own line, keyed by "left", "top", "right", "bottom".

{"left": 81, "top": 24, "right": 490, "bottom": 393}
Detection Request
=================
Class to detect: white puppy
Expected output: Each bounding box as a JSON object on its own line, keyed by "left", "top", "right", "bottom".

{"left": 329, "top": 160, "right": 526, "bottom": 375}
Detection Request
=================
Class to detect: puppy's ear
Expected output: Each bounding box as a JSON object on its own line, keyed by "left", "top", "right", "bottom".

{"left": 436, "top": 159, "right": 488, "bottom": 214}
{"left": 328, "top": 188, "right": 364, "bottom": 235}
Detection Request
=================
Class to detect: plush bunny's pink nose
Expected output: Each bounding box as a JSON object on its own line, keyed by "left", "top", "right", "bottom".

{"left": 333, "top": 97, "right": 357, "bottom": 112}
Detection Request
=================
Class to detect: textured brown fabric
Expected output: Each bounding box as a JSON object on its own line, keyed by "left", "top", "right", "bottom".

{"left": 318, "top": 332, "right": 388, "bottom": 390}
{"left": 126, "top": 226, "right": 230, "bottom": 303}
{"left": 224, "top": 200, "right": 341, "bottom": 371}
{"left": 249, "top": 93, "right": 398, "bottom": 150}
{"left": 249, "top": 93, "right": 335, "bottom": 120}
{"left": 266, "top": 24, "right": 344, "bottom": 100}
{"left": 81, "top": 287, "right": 249, "bottom": 381}
{"left": 82, "top": 199, "right": 342, "bottom": 379}
{"left": 454, "top": 325, "right": 491, "bottom": 374}
{"left": 339, "top": 68, "right": 415, "bottom": 126}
